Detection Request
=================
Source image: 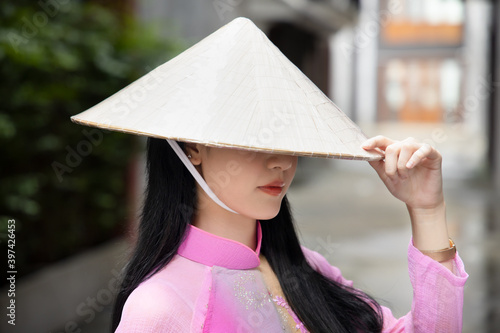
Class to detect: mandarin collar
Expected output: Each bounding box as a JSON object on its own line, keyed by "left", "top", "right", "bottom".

{"left": 177, "top": 220, "right": 262, "bottom": 269}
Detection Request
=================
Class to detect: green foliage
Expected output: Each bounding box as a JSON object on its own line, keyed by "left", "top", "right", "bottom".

{"left": 0, "top": 2, "right": 183, "bottom": 277}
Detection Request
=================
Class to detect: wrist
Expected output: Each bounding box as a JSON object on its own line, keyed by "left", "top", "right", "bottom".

{"left": 409, "top": 201, "right": 450, "bottom": 253}
{"left": 407, "top": 200, "right": 446, "bottom": 225}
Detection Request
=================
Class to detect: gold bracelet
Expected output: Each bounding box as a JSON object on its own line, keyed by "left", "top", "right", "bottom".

{"left": 419, "top": 239, "right": 456, "bottom": 263}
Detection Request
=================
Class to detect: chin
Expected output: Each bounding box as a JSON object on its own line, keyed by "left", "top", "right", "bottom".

{"left": 238, "top": 206, "right": 280, "bottom": 220}
{"left": 236, "top": 197, "right": 282, "bottom": 219}
{"left": 255, "top": 207, "right": 281, "bottom": 220}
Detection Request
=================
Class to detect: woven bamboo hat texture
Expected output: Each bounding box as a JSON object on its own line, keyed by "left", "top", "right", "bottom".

{"left": 70, "top": 17, "right": 383, "bottom": 161}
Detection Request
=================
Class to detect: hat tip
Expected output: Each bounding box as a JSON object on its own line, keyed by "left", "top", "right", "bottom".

{"left": 231, "top": 16, "right": 256, "bottom": 27}
{"left": 233, "top": 16, "right": 251, "bottom": 23}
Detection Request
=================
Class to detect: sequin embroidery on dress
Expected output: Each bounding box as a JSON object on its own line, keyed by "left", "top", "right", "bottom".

{"left": 210, "top": 268, "right": 290, "bottom": 332}
{"left": 269, "top": 292, "right": 309, "bottom": 333}
{"left": 228, "top": 270, "right": 292, "bottom": 331}
{"left": 233, "top": 271, "right": 271, "bottom": 310}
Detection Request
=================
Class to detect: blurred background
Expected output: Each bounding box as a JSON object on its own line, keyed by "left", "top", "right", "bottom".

{"left": 1, "top": 0, "right": 499, "bottom": 332}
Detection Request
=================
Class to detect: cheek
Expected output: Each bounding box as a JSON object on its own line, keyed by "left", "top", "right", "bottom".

{"left": 203, "top": 159, "right": 251, "bottom": 196}
{"left": 218, "top": 165, "right": 259, "bottom": 201}
{"left": 226, "top": 169, "right": 257, "bottom": 197}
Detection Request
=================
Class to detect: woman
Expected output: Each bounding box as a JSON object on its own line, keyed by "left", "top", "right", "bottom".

{"left": 109, "top": 135, "right": 467, "bottom": 333}
{"left": 70, "top": 17, "right": 468, "bottom": 332}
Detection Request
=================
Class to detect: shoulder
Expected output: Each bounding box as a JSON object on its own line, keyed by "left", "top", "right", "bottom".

{"left": 300, "top": 245, "right": 354, "bottom": 288}
{"left": 115, "top": 256, "right": 207, "bottom": 332}
{"left": 115, "top": 277, "right": 192, "bottom": 332}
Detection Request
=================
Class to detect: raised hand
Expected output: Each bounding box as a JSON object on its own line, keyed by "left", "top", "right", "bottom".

{"left": 361, "top": 136, "right": 444, "bottom": 210}
{"left": 361, "top": 136, "right": 452, "bottom": 264}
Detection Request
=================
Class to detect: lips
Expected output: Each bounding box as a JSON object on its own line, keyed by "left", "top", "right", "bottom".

{"left": 261, "top": 180, "right": 285, "bottom": 187}
{"left": 258, "top": 180, "right": 285, "bottom": 196}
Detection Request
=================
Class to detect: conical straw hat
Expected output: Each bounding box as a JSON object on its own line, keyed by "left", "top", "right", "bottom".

{"left": 70, "top": 17, "right": 383, "bottom": 161}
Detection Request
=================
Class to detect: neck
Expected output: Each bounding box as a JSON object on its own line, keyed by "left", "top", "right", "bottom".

{"left": 192, "top": 189, "right": 257, "bottom": 251}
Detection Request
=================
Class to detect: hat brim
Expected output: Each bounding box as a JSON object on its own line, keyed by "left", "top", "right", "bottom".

{"left": 71, "top": 117, "right": 384, "bottom": 161}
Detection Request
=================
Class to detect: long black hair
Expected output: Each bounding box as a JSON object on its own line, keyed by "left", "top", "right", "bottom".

{"left": 111, "top": 138, "right": 384, "bottom": 332}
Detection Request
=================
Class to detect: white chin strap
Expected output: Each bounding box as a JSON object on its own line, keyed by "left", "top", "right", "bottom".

{"left": 166, "top": 139, "right": 239, "bottom": 215}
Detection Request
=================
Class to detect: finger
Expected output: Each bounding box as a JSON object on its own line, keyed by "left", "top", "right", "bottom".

{"left": 406, "top": 143, "right": 438, "bottom": 168}
{"left": 384, "top": 142, "right": 401, "bottom": 179}
{"left": 397, "top": 142, "right": 420, "bottom": 179}
{"left": 361, "top": 135, "right": 397, "bottom": 151}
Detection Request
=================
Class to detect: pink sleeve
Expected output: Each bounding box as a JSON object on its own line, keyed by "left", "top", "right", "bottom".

{"left": 301, "top": 238, "right": 468, "bottom": 332}
{"left": 301, "top": 245, "right": 355, "bottom": 288}
{"left": 114, "top": 281, "right": 191, "bottom": 333}
{"left": 381, "top": 238, "right": 469, "bottom": 332}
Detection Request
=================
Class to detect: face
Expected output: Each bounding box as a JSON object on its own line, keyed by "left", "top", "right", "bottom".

{"left": 186, "top": 143, "right": 298, "bottom": 220}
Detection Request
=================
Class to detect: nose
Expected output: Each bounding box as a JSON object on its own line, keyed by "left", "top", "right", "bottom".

{"left": 266, "top": 154, "right": 296, "bottom": 171}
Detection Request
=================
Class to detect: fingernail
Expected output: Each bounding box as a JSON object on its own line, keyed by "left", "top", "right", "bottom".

{"left": 406, "top": 161, "right": 414, "bottom": 168}
{"left": 361, "top": 140, "right": 372, "bottom": 148}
